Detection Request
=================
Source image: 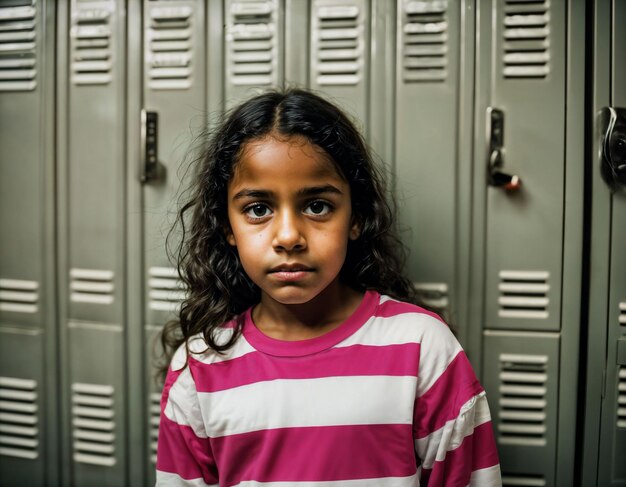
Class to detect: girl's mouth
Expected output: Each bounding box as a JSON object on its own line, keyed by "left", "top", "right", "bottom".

{"left": 268, "top": 264, "right": 313, "bottom": 282}
{"left": 269, "top": 270, "right": 312, "bottom": 282}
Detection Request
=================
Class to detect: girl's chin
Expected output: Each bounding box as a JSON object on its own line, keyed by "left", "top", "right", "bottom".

{"left": 261, "top": 288, "right": 325, "bottom": 306}
{"left": 258, "top": 278, "right": 347, "bottom": 307}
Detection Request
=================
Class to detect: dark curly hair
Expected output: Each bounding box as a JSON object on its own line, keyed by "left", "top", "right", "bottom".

{"left": 158, "top": 88, "right": 419, "bottom": 378}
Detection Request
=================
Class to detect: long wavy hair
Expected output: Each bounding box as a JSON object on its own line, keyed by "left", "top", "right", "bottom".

{"left": 158, "top": 89, "right": 419, "bottom": 378}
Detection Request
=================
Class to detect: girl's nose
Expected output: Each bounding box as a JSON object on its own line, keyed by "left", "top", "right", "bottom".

{"left": 272, "top": 211, "right": 306, "bottom": 251}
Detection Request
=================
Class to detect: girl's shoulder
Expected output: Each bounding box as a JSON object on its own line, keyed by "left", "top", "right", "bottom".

{"left": 375, "top": 295, "right": 468, "bottom": 392}
{"left": 373, "top": 294, "right": 459, "bottom": 348}
{"left": 169, "top": 319, "right": 251, "bottom": 372}
{"left": 377, "top": 294, "right": 447, "bottom": 325}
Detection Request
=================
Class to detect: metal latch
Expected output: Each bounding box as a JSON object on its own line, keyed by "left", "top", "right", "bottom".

{"left": 141, "top": 110, "right": 159, "bottom": 183}
{"left": 487, "top": 107, "right": 521, "bottom": 191}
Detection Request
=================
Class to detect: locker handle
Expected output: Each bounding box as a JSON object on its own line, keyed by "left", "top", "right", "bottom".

{"left": 141, "top": 109, "right": 159, "bottom": 184}
{"left": 600, "top": 107, "right": 626, "bottom": 190}
{"left": 487, "top": 107, "right": 521, "bottom": 191}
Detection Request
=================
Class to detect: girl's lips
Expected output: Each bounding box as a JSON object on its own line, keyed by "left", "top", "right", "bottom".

{"left": 269, "top": 263, "right": 312, "bottom": 272}
{"left": 269, "top": 270, "right": 313, "bottom": 282}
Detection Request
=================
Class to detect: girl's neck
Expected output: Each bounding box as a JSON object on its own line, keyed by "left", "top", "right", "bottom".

{"left": 251, "top": 282, "right": 364, "bottom": 341}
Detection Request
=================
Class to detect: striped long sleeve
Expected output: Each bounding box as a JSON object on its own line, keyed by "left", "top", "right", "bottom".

{"left": 156, "top": 351, "right": 219, "bottom": 486}
{"left": 406, "top": 303, "right": 501, "bottom": 485}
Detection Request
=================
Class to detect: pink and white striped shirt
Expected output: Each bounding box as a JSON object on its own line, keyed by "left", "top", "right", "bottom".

{"left": 156, "top": 291, "right": 501, "bottom": 486}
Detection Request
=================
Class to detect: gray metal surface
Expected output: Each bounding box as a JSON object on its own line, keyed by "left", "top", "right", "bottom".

{"left": 393, "top": 0, "right": 463, "bottom": 328}
{"left": 140, "top": 0, "right": 209, "bottom": 481}
{"left": 126, "top": 1, "right": 145, "bottom": 484}
{"left": 474, "top": 1, "right": 585, "bottom": 486}
{"left": 66, "top": 0, "right": 126, "bottom": 326}
{"left": 59, "top": 0, "right": 129, "bottom": 485}
{"left": 593, "top": 0, "right": 626, "bottom": 484}
{"left": 554, "top": 1, "right": 585, "bottom": 483}
{"left": 68, "top": 323, "right": 126, "bottom": 486}
{"left": 0, "top": 1, "right": 45, "bottom": 328}
{"left": 142, "top": 0, "right": 207, "bottom": 333}
{"left": 0, "top": 1, "right": 611, "bottom": 485}
{"left": 0, "top": 330, "right": 46, "bottom": 486}
{"left": 483, "top": 0, "right": 566, "bottom": 333}
{"left": 309, "top": 0, "right": 369, "bottom": 132}
{"left": 0, "top": 0, "right": 58, "bottom": 484}
{"left": 224, "top": 0, "right": 284, "bottom": 107}
{"left": 483, "top": 330, "right": 560, "bottom": 485}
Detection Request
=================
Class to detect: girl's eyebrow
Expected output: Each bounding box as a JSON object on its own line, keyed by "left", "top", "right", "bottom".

{"left": 232, "top": 189, "right": 270, "bottom": 200}
{"left": 232, "top": 185, "right": 343, "bottom": 201}
{"left": 297, "top": 185, "right": 343, "bottom": 197}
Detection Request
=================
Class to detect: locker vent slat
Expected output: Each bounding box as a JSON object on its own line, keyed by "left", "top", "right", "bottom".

{"left": 0, "top": 4, "right": 37, "bottom": 91}
{"left": 313, "top": 1, "right": 364, "bottom": 86}
{"left": 498, "top": 353, "right": 548, "bottom": 446}
{"left": 619, "top": 302, "right": 626, "bottom": 326}
{"left": 0, "top": 376, "right": 39, "bottom": 460}
{"left": 147, "top": 5, "right": 193, "bottom": 90}
{"left": 414, "top": 282, "right": 449, "bottom": 319}
{"left": 149, "top": 267, "right": 186, "bottom": 312}
{"left": 150, "top": 392, "right": 161, "bottom": 463}
{"left": 227, "top": 0, "right": 278, "bottom": 86}
{"left": 70, "top": 2, "right": 114, "bottom": 85}
{"left": 70, "top": 268, "right": 114, "bottom": 304}
{"left": 498, "top": 270, "right": 549, "bottom": 319}
{"left": 0, "top": 278, "right": 39, "bottom": 313}
{"left": 401, "top": 0, "right": 448, "bottom": 82}
{"left": 72, "top": 382, "right": 116, "bottom": 466}
{"left": 618, "top": 367, "right": 626, "bottom": 429}
{"left": 501, "top": 474, "right": 546, "bottom": 486}
{"left": 502, "top": 0, "right": 550, "bottom": 79}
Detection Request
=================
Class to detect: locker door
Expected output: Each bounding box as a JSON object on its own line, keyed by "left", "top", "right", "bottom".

{"left": 0, "top": 1, "right": 58, "bottom": 485}
{"left": 141, "top": 1, "right": 207, "bottom": 485}
{"left": 309, "top": 0, "right": 369, "bottom": 130}
{"left": 482, "top": 331, "right": 560, "bottom": 486}
{"left": 594, "top": 1, "right": 626, "bottom": 484}
{"left": 60, "top": 0, "right": 128, "bottom": 484}
{"left": 394, "top": 0, "right": 465, "bottom": 326}
{"left": 224, "top": 0, "right": 283, "bottom": 107}
{"left": 474, "top": 0, "right": 584, "bottom": 485}
{"left": 483, "top": 0, "right": 565, "bottom": 332}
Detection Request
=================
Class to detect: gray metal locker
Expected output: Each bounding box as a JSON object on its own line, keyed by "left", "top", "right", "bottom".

{"left": 582, "top": 1, "right": 626, "bottom": 485}
{"left": 139, "top": 1, "right": 209, "bottom": 484}
{"left": 57, "top": 0, "right": 129, "bottom": 484}
{"left": 393, "top": 0, "right": 473, "bottom": 336}
{"left": 482, "top": 0, "right": 566, "bottom": 333}
{"left": 0, "top": 0, "right": 58, "bottom": 485}
{"left": 141, "top": 1, "right": 205, "bottom": 327}
{"left": 472, "top": 0, "right": 585, "bottom": 485}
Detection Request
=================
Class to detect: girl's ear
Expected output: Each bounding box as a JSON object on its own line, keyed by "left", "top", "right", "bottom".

{"left": 349, "top": 219, "right": 361, "bottom": 240}
{"left": 224, "top": 225, "right": 237, "bottom": 246}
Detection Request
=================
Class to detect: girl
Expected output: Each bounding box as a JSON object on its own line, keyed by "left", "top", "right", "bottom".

{"left": 156, "top": 89, "right": 501, "bottom": 486}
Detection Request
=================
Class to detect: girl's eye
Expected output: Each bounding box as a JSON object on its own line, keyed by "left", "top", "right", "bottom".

{"left": 304, "top": 201, "right": 332, "bottom": 216}
{"left": 244, "top": 204, "right": 271, "bottom": 219}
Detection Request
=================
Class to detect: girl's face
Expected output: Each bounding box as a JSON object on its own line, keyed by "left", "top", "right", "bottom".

{"left": 226, "top": 136, "right": 360, "bottom": 307}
